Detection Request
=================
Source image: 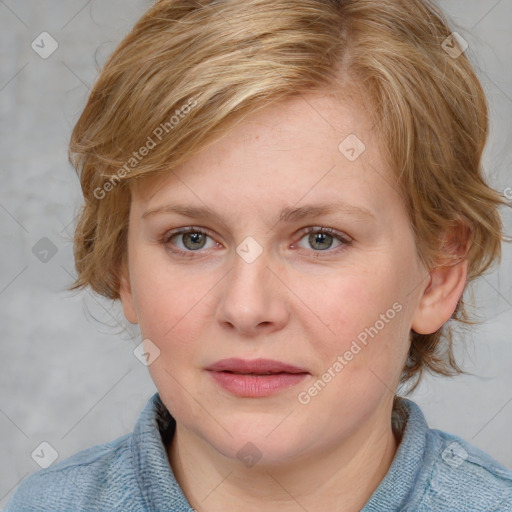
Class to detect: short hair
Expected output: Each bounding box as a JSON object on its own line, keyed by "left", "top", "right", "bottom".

{"left": 67, "top": 0, "right": 510, "bottom": 392}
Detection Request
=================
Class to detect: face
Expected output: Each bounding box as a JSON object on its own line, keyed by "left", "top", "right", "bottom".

{"left": 120, "top": 90, "right": 434, "bottom": 466}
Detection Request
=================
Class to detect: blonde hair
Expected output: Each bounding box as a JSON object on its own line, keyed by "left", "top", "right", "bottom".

{"left": 68, "top": 0, "right": 510, "bottom": 392}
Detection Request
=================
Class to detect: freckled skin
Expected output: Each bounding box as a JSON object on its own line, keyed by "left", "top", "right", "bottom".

{"left": 119, "top": 91, "right": 468, "bottom": 511}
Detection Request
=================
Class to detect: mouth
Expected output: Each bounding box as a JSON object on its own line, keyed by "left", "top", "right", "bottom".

{"left": 220, "top": 371, "right": 297, "bottom": 375}
{"left": 205, "top": 358, "right": 310, "bottom": 397}
{"left": 205, "top": 357, "right": 309, "bottom": 375}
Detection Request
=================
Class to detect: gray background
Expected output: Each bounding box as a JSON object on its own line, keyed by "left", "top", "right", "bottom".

{"left": 0, "top": 0, "right": 511, "bottom": 506}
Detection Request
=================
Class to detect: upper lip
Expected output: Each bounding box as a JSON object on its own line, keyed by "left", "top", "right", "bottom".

{"left": 206, "top": 358, "right": 309, "bottom": 374}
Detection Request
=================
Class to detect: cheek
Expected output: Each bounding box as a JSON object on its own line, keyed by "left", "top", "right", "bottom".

{"left": 298, "top": 267, "right": 410, "bottom": 384}
{"left": 301, "top": 268, "right": 399, "bottom": 342}
{"left": 130, "top": 257, "right": 219, "bottom": 358}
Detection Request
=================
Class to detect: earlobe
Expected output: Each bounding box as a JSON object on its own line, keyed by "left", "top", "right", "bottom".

{"left": 411, "top": 257, "right": 468, "bottom": 335}
{"left": 411, "top": 221, "right": 472, "bottom": 335}
{"left": 119, "top": 266, "right": 139, "bottom": 325}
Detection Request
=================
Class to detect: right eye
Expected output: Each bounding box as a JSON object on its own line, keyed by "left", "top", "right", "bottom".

{"left": 162, "top": 226, "right": 221, "bottom": 257}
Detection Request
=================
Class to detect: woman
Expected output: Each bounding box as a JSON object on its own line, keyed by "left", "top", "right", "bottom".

{"left": 6, "top": 0, "right": 512, "bottom": 510}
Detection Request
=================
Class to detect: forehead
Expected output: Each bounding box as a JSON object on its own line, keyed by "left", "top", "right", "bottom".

{"left": 130, "top": 90, "right": 394, "bottom": 214}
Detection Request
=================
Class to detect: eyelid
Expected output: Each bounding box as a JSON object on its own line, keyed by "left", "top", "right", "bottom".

{"left": 295, "top": 226, "right": 352, "bottom": 243}
{"left": 162, "top": 225, "right": 214, "bottom": 243}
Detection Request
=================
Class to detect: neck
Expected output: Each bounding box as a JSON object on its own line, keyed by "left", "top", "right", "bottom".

{"left": 167, "top": 400, "right": 399, "bottom": 512}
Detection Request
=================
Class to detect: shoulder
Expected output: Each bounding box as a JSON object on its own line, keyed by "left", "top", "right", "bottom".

{"left": 419, "top": 427, "right": 512, "bottom": 511}
{"left": 4, "top": 433, "right": 146, "bottom": 512}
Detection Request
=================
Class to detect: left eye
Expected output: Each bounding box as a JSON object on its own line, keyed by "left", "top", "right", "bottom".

{"left": 295, "top": 227, "right": 349, "bottom": 252}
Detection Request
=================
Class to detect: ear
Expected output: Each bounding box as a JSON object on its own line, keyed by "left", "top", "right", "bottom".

{"left": 119, "top": 259, "right": 138, "bottom": 325}
{"left": 411, "top": 223, "right": 471, "bottom": 335}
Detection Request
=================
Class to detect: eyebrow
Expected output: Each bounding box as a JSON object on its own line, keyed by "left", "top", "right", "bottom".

{"left": 141, "top": 202, "right": 375, "bottom": 226}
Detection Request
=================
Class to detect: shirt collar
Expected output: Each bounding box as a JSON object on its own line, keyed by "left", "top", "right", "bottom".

{"left": 130, "top": 392, "right": 192, "bottom": 512}
{"left": 362, "top": 397, "right": 431, "bottom": 511}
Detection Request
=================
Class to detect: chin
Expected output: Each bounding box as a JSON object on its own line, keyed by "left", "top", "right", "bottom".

{"left": 197, "top": 415, "right": 313, "bottom": 467}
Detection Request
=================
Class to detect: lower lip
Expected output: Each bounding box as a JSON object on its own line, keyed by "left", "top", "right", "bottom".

{"left": 208, "top": 371, "right": 308, "bottom": 397}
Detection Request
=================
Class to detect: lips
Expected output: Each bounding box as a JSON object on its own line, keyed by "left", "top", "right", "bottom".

{"left": 205, "top": 358, "right": 309, "bottom": 397}
{"left": 205, "top": 358, "right": 308, "bottom": 375}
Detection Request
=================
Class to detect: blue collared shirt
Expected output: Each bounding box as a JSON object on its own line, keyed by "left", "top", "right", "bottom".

{"left": 5, "top": 392, "right": 512, "bottom": 511}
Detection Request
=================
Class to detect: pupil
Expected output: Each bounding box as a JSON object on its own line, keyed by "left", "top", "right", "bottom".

{"left": 310, "top": 232, "right": 332, "bottom": 250}
{"left": 184, "top": 232, "right": 205, "bottom": 250}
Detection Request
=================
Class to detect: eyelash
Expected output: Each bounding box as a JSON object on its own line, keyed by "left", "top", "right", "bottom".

{"left": 160, "top": 226, "right": 352, "bottom": 259}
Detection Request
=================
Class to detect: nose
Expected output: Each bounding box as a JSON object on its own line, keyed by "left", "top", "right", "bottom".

{"left": 215, "top": 246, "right": 290, "bottom": 338}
